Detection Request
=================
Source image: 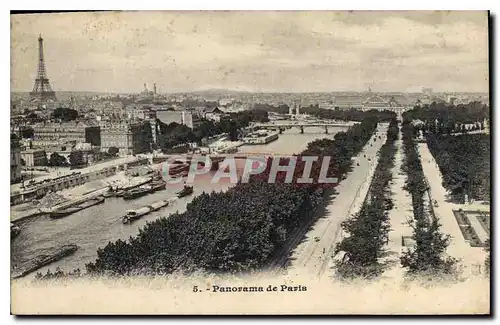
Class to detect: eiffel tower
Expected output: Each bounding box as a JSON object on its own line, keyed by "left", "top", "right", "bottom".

{"left": 29, "top": 34, "right": 57, "bottom": 102}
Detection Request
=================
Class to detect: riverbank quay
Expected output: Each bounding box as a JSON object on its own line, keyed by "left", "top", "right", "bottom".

{"left": 10, "top": 173, "right": 152, "bottom": 224}
{"left": 10, "top": 156, "right": 149, "bottom": 204}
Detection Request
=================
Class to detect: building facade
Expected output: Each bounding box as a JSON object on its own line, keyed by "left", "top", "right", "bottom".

{"left": 100, "top": 120, "right": 152, "bottom": 155}
{"left": 331, "top": 94, "right": 410, "bottom": 112}
{"left": 33, "top": 122, "right": 86, "bottom": 143}
{"left": 21, "top": 149, "right": 48, "bottom": 167}
{"left": 32, "top": 121, "right": 101, "bottom": 148}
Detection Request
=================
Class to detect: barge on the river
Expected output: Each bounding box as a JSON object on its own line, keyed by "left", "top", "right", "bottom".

{"left": 122, "top": 199, "right": 170, "bottom": 224}
{"left": 177, "top": 186, "right": 194, "bottom": 198}
{"left": 49, "top": 196, "right": 105, "bottom": 219}
{"left": 109, "top": 177, "right": 153, "bottom": 197}
{"left": 11, "top": 244, "right": 78, "bottom": 279}
{"left": 122, "top": 180, "right": 166, "bottom": 200}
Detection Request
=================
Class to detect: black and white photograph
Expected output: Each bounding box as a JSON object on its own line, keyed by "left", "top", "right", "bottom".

{"left": 9, "top": 10, "right": 491, "bottom": 315}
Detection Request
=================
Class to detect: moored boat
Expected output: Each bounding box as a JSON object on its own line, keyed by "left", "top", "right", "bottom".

{"left": 169, "top": 163, "right": 190, "bottom": 177}
{"left": 177, "top": 186, "right": 194, "bottom": 198}
{"left": 150, "top": 179, "right": 166, "bottom": 192}
{"left": 122, "top": 179, "right": 167, "bottom": 200}
{"left": 121, "top": 199, "right": 170, "bottom": 224}
{"left": 122, "top": 186, "right": 152, "bottom": 200}
{"left": 149, "top": 199, "right": 169, "bottom": 211}
{"left": 11, "top": 244, "right": 78, "bottom": 279}
{"left": 121, "top": 206, "right": 151, "bottom": 224}
{"left": 171, "top": 170, "right": 188, "bottom": 178}
{"left": 103, "top": 187, "right": 114, "bottom": 198}
{"left": 113, "top": 177, "right": 153, "bottom": 192}
{"left": 49, "top": 196, "right": 105, "bottom": 219}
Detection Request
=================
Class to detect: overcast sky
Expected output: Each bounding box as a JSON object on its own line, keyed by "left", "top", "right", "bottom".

{"left": 11, "top": 11, "right": 489, "bottom": 93}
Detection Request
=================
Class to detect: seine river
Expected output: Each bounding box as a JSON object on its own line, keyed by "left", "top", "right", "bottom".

{"left": 11, "top": 127, "right": 347, "bottom": 276}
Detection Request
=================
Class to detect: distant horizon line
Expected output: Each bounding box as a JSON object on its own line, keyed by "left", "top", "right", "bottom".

{"left": 11, "top": 90, "right": 489, "bottom": 95}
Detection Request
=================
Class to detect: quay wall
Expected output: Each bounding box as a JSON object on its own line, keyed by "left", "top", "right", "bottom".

{"left": 11, "top": 158, "right": 149, "bottom": 203}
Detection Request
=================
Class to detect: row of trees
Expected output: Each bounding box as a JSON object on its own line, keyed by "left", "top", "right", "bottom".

{"left": 406, "top": 101, "right": 489, "bottom": 124}
{"left": 80, "top": 118, "right": 379, "bottom": 276}
{"left": 425, "top": 133, "right": 490, "bottom": 203}
{"left": 399, "top": 118, "right": 458, "bottom": 278}
{"left": 484, "top": 238, "right": 490, "bottom": 274}
{"left": 44, "top": 147, "right": 120, "bottom": 168}
{"left": 413, "top": 120, "right": 485, "bottom": 136}
{"left": 334, "top": 118, "right": 398, "bottom": 279}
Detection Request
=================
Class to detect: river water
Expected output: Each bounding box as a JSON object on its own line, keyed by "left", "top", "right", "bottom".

{"left": 11, "top": 127, "right": 347, "bottom": 277}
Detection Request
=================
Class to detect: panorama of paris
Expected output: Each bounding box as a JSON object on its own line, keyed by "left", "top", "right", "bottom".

{"left": 11, "top": 15, "right": 490, "bottom": 286}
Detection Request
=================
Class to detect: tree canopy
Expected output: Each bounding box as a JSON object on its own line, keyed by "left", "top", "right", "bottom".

{"left": 158, "top": 110, "right": 269, "bottom": 150}
{"left": 335, "top": 117, "right": 398, "bottom": 279}
{"left": 399, "top": 115, "right": 458, "bottom": 278}
{"left": 11, "top": 133, "right": 21, "bottom": 149}
{"left": 108, "top": 147, "right": 119, "bottom": 156}
{"left": 48, "top": 152, "right": 68, "bottom": 167}
{"left": 52, "top": 107, "right": 79, "bottom": 122}
{"left": 426, "top": 133, "right": 490, "bottom": 203}
{"left": 19, "top": 126, "right": 34, "bottom": 139}
{"left": 69, "top": 151, "right": 86, "bottom": 168}
{"left": 405, "top": 101, "right": 489, "bottom": 124}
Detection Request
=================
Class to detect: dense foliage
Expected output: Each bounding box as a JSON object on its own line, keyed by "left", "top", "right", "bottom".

{"left": 11, "top": 133, "right": 21, "bottom": 149}
{"left": 158, "top": 110, "right": 268, "bottom": 150}
{"left": 83, "top": 118, "right": 379, "bottom": 276}
{"left": 413, "top": 121, "right": 484, "bottom": 137}
{"left": 426, "top": 133, "right": 490, "bottom": 203}
{"left": 69, "top": 150, "right": 86, "bottom": 168}
{"left": 19, "top": 126, "right": 35, "bottom": 139}
{"left": 132, "top": 120, "right": 154, "bottom": 154}
{"left": 251, "top": 103, "right": 290, "bottom": 114}
{"left": 301, "top": 106, "right": 397, "bottom": 122}
{"left": 52, "top": 107, "right": 79, "bottom": 122}
{"left": 399, "top": 117, "right": 458, "bottom": 278}
{"left": 484, "top": 238, "right": 490, "bottom": 275}
{"left": 48, "top": 152, "right": 68, "bottom": 167}
{"left": 334, "top": 118, "right": 398, "bottom": 279}
{"left": 405, "top": 101, "right": 489, "bottom": 124}
{"left": 108, "top": 147, "right": 119, "bottom": 156}
{"left": 85, "top": 126, "right": 101, "bottom": 147}
{"left": 158, "top": 122, "right": 196, "bottom": 150}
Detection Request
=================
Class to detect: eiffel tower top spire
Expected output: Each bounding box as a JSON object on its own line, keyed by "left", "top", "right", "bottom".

{"left": 30, "top": 34, "right": 57, "bottom": 103}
